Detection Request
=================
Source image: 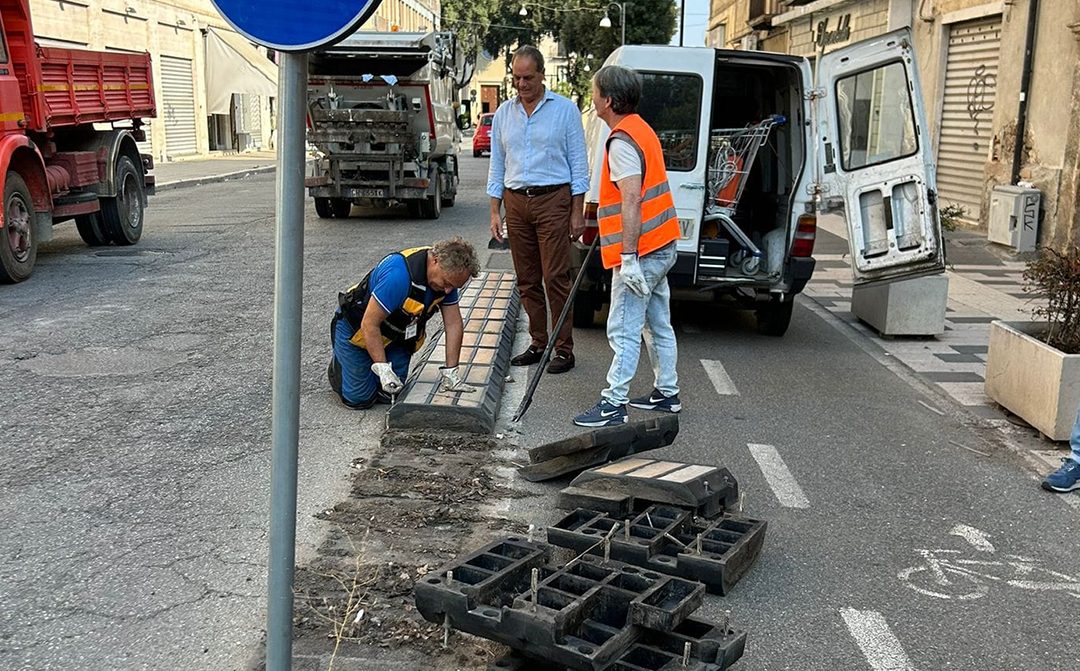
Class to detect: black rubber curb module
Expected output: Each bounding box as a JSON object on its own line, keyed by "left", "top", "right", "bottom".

{"left": 388, "top": 271, "right": 519, "bottom": 433}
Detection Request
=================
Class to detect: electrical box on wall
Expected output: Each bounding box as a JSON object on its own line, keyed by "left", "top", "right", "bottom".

{"left": 987, "top": 185, "right": 1040, "bottom": 252}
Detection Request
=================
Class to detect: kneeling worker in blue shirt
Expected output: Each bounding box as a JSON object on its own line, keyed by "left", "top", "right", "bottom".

{"left": 328, "top": 237, "right": 481, "bottom": 408}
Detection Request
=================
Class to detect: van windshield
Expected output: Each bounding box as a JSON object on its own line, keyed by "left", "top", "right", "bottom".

{"left": 637, "top": 73, "right": 702, "bottom": 172}
{"left": 481, "top": 116, "right": 493, "bottom": 126}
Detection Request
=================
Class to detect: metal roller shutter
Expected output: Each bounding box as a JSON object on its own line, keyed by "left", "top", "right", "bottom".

{"left": 160, "top": 56, "right": 198, "bottom": 157}
{"left": 936, "top": 16, "right": 1002, "bottom": 223}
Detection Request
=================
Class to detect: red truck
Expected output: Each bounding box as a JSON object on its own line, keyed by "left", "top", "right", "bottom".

{"left": 0, "top": 0, "right": 156, "bottom": 283}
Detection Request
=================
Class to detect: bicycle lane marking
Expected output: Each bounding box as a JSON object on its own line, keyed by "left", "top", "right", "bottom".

{"left": 949, "top": 524, "right": 995, "bottom": 553}
{"left": 747, "top": 443, "right": 809, "bottom": 509}
{"left": 701, "top": 359, "right": 739, "bottom": 395}
{"left": 839, "top": 608, "right": 917, "bottom": 671}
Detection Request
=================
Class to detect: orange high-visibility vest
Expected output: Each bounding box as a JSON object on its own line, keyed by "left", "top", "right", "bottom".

{"left": 597, "top": 114, "right": 680, "bottom": 270}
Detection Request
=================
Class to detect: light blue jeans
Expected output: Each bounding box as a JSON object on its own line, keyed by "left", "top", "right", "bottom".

{"left": 602, "top": 244, "right": 679, "bottom": 406}
{"left": 1070, "top": 402, "right": 1080, "bottom": 464}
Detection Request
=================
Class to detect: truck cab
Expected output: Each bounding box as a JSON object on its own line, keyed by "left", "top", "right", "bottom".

{"left": 574, "top": 29, "right": 944, "bottom": 336}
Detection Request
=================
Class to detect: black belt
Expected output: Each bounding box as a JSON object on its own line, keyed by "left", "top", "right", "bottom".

{"left": 508, "top": 183, "right": 568, "bottom": 197}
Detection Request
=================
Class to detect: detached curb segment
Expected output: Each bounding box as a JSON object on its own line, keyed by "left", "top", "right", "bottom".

{"left": 389, "top": 271, "right": 519, "bottom": 433}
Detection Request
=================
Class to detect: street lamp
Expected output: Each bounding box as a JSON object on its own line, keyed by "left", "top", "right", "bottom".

{"left": 519, "top": 4, "right": 528, "bottom": 16}
{"left": 599, "top": 2, "right": 626, "bottom": 46}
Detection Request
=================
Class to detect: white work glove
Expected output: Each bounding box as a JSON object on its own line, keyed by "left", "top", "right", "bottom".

{"left": 439, "top": 366, "right": 478, "bottom": 394}
{"left": 371, "top": 362, "right": 403, "bottom": 395}
{"left": 619, "top": 253, "right": 650, "bottom": 297}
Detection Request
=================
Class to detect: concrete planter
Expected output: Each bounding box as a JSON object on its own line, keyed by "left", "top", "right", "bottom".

{"left": 851, "top": 275, "right": 949, "bottom": 336}
{"left": 985, "top": 321, "right": 1080, "bottom": 441}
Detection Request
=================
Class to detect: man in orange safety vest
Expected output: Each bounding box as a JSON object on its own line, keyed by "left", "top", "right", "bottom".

{"left": 573, "top": 65, "right": 683, "bottom": 427}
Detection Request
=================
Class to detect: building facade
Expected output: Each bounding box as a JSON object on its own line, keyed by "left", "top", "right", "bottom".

{"left": 706, "top": 0, "right": 1080, "bottom": 250}
{"left": 28, "top": 0, "right": 438, "bottom": 163}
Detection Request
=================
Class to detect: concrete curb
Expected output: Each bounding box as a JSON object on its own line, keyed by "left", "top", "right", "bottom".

{"left": 155, "top": 165, "right": 277, "bottom": 192}
{"left": 388, "top": 271, "right": 520, "bottom": 434}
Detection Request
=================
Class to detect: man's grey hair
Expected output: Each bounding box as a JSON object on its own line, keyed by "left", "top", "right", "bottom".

{"left": 512, "top": 44, "right": 545, "bottom": 74}
{"left": 432, "top": 237, "right": 480, "bottom": 278}
{"left": 593, "top": 65, "right": 641, "bottom": 115}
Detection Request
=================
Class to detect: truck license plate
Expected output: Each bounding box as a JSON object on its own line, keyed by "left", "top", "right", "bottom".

{"left": 679, "top": 218, "right": 694, "bottom": 240}
{"left": 357, "top": 189, "right": 385, "bottom": 198}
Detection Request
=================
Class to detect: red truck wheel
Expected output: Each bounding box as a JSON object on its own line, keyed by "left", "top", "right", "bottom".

{"left": 0, "top": 172, "right": 37, "bottom": 283}
{"left": 101, "top": 156, "right": 145, "bottom": 245}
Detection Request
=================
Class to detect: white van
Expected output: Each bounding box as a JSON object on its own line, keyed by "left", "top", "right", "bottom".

{"left": 573, "top": 29, "right": 945, "bottom": 336}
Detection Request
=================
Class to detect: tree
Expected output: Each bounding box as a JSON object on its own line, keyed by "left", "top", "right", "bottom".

{"left": 441, "top": 0, "right": 499, "bottom": 70}
{"left": 557, "top": 0, "right": 678, "bottom": 107}
{"left": 443, "top": 0, "right": 679, "bottom": 108}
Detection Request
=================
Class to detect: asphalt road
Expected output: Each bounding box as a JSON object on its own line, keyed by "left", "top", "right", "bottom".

{"left": 2, "top": 152, "right": 1077, "bottom": 671}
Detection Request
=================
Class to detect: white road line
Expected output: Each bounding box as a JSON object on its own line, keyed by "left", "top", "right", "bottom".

{"left": 840, "top": 608, "right": 917, "bottom": 671}
{"left": 700, "top": 359, "right": 739, "bottom": 396}
{"left": 747, "top": 444, "right": 809, "bottom": 509}
{"left": 949, "top": 524, "right": 996, "bottom": 553}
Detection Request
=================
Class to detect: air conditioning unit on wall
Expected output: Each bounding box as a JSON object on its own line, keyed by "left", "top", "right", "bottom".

{"left": 987, "top": 185, "right": 1040, "bottom": 252}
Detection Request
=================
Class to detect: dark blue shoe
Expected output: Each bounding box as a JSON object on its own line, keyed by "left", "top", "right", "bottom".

{"left": 629, "top": 388, "right": 682, "bottom": 414}
{"left": 573, "top": 399, "right": 628, "bottom": 428}
{"left": 1043, "top": 458, "right": 1080, "bottom": 492}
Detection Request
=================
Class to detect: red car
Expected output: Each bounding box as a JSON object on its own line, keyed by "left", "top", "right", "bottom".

{"left": 473, "top": 113, "right": 494, "bottom": 157}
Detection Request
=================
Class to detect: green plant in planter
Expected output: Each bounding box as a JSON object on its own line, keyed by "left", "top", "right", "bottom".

{"left": 1023, "top": 246, "right": 1080, "bottom": 354}
{"left": 938, "top": 203, "right": 966, "bottom": 232}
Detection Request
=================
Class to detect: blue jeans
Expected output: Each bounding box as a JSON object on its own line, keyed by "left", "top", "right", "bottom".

{"left": 1070, "top": 402, "right": 1080, "bottom": 464}
{"left": 602, "top": 244, "right": 679, "bottom": 406}
{"left": 330, "top": 312, "right": 412, "bottom": 407}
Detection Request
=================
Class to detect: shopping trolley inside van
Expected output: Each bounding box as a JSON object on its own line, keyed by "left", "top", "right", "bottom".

{"left": 704, "top": 114, "right": 787, "bottom": 275}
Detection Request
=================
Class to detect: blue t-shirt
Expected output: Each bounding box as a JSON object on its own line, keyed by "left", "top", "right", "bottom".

{"left": 369, "top": 253, "right": 459, "bottom": 315}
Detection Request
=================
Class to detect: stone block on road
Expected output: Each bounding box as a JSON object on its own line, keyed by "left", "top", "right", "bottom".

{"left": 388, "top": 271, "right": 518, "bottom": 434}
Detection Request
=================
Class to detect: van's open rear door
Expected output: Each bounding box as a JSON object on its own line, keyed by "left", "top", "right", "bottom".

{"left": 815, "top": 28, "right": 945, "bottom": 285}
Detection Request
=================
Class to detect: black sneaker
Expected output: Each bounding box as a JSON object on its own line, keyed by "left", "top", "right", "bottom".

{"left": 628, "top": 388, "right": 682, "bottom": 413}
{"left": 547, "top": 352, "right": 575, "bottom": 374}
{"left": 511, "top": 346, "right": 544, "bottom": 366}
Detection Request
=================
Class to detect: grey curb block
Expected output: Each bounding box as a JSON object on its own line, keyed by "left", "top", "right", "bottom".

{"left": 389, "top": 272, "right": 520, "bottom": 434}
{"left": 155, "top": 159, "right": 316, "bottom": 192}
{"left": 155, "top": 165, "right": 276, "bottom": 192}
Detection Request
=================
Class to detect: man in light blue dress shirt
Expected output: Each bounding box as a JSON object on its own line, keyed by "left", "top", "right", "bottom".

{"left": 487, "top": 45, "right": 590, "bottom": 375}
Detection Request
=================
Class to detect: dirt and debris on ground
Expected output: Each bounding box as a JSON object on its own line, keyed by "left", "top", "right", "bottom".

{"left": 288, "top": 427, "right": 543, "bottom": 670}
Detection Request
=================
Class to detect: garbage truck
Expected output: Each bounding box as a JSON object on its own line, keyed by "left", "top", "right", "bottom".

{"left": 305, "top": 31, "right": 468, "bottom": 220}
{"left": 0, "top": 0, "right": 156, "bottom": 283}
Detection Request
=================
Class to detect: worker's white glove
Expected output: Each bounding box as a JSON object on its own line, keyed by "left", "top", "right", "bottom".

{"left": 439, "top": 366, "right": 478, "bottom": 394}
{"left": 371, "top": 362, "right": 403, "bottom": 395}
{"left": 619, "top": 253, "right": 650, "bottom": 297}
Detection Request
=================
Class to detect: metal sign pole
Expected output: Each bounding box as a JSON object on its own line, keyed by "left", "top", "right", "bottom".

{"left": 266, "top": 50, "right": 308, "bottom": 671}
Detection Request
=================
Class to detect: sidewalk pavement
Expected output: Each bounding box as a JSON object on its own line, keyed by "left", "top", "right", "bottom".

{"left": 153, "top": 151, "right": 281, "bottom": 190}
{"left": 805, "top": 216, "right": 1069, "bottom": 472}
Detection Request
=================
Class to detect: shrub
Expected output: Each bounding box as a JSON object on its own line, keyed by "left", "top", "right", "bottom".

{"left": 939, "top": 204, "right": 966, "bottom": 232}
{"left": 1023, "top": 246, "right": 1080, "bottom": 354}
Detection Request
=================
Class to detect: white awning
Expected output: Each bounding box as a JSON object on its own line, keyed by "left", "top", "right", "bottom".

{"left": 205, "top": 28, "right": 277, "bottom": 115}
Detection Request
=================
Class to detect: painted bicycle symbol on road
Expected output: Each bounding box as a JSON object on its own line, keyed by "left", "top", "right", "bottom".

{"left": 897, "top": 526, "right": 1080, "bottom": 601}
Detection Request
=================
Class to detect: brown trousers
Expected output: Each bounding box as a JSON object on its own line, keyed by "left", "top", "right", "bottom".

{"left": 504, "top": 186, "right": 574, "bottom": 354}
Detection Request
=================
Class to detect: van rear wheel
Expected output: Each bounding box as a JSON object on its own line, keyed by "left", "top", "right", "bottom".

{"left": 756, "top": 296, "right": 794, "bottom": 337}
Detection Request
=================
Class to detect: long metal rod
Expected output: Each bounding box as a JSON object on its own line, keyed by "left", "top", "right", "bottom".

{"left": 1010, "top": 0, "right": 1039, "bottom": 184}
{"left": 513, "top": 236, "right": 598, "bottom": 423}
{"left": 265, "top": 50, "right": 308, "bottom": 671}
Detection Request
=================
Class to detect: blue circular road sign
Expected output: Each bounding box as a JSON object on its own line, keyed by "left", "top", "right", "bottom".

{"left": 211, "top": 0, "right": 384, "bottom": 52}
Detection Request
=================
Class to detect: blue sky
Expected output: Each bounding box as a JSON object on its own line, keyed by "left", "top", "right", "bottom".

{"left": 670, "top": 0, "right": 710, "bottom": 46}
